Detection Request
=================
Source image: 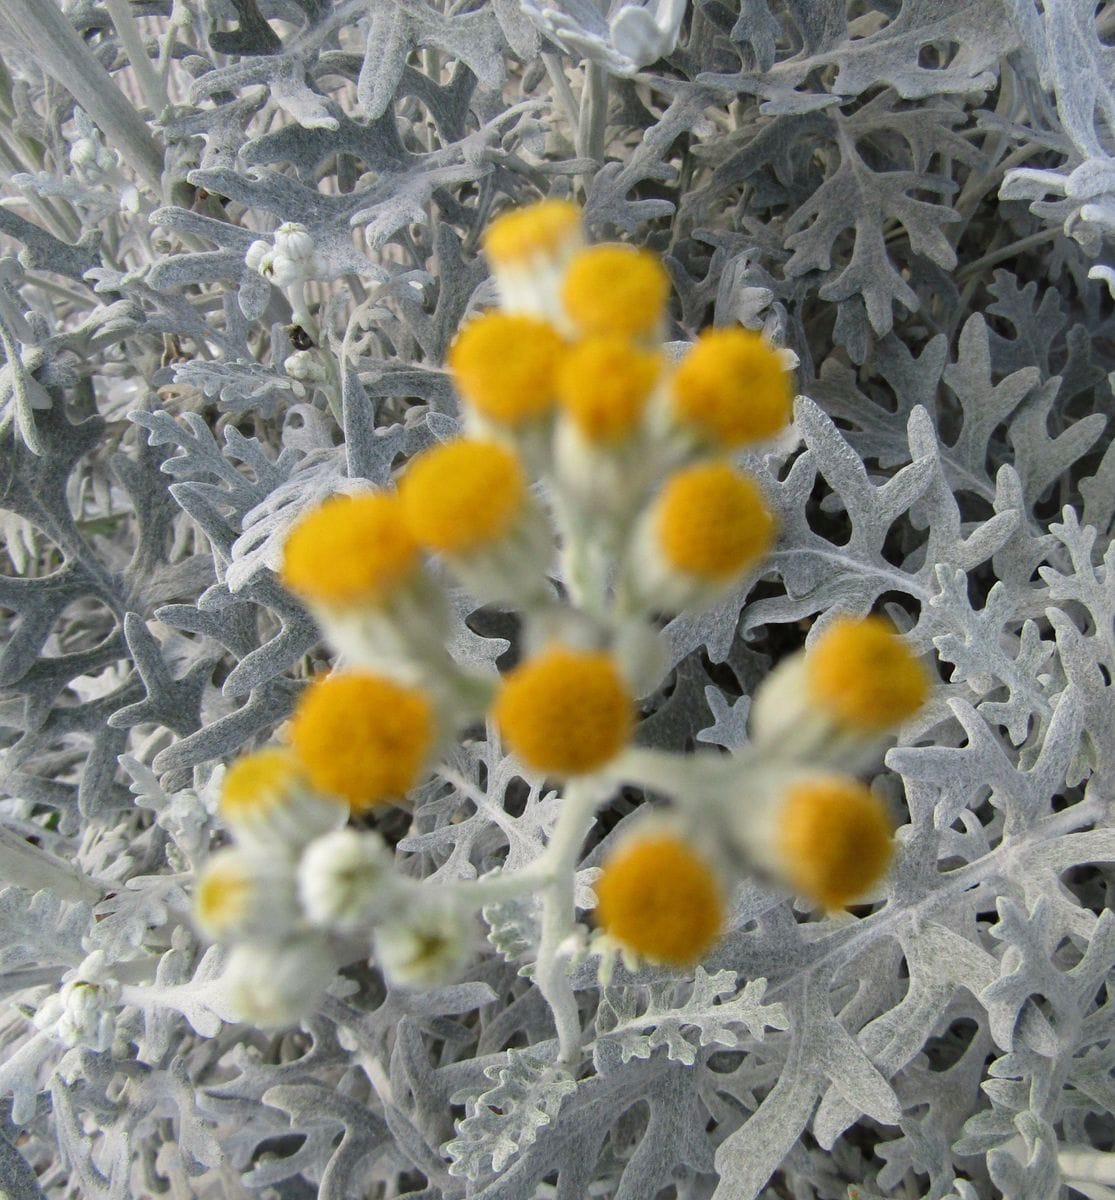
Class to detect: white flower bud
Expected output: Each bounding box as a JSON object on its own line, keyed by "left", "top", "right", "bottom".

{"left": 373, "top": 904, "right": 474, "bottom": 989}
{"left": 268, "top": 252, "right": 309, "bottom": 289}
{"left": 274, "top": 222, "right": 315, "bottom": 263}
{"left": 283, "top": 350, "right": 327, "bottom": 383}
{"left": 245, "top": 239, "right": 274, "bottom": 274}
{"left": 70, "top": 139, "right": 98, "bottom": 170}
{"left": 298, "top": 829, "right": 398, "bottom": 931}
{"left": 224, "top": 937, "right": 335, "bottom": 1028}
{"left": 34, "top": 978, "right": 121, "bottom": 1051}
{"left": 194, "top": 847, "right": 299, "bottom": 942}
{"left": 95, "top": 144, "right": 118, "bottom": 174}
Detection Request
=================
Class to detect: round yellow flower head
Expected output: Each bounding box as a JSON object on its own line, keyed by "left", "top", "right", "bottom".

{"left": 289, "top": 672, "right": 436, "bottom": 811}
{"left": 194, "top": 854, "right": 252, "bottom": 941}
{"left": 400, "top": 439, "right": 527, "bottom": 555}
{"left": 281, "top": 492, "right": 418, "bottom": 609}
{"left": 671, "top": 328, "right": 793, "bottom": 448}
{"left": 494, "top": 646, "right": 634, "bottom": 776}
{"left": 807, "top": 615, "right": 930, "bottom": 732}
{"left": 448, "top": 313, "right": 566, "bottom": 427}
{"left": 219, "top": 748, "right": 345, "bottom": 850}
{"left": 561, "top": 245, "right": 669, "bottom": 340}
{"left": 595, "top": 832, "right": 724, "bottom": 966}
{"left": 221, "top": 748, "right": 308, "bottom": 822}
{"left": 655, "top": 462, "right": 777, "bottom": 580}
{"left": 777, "top": 776, "right": 894, "bottom": 909}
{"left": 483, "top": 199, "right": 583, "bottom": 266}
{"left": 556, "top": 337, "right": 661, "bottom": 444}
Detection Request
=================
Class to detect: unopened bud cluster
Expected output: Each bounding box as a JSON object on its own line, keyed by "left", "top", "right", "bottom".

{"left": 246, "top": 222, "right": 327, "bottom": 330}
{"left": 196, "top": 199, "right": 933, "bottom": 1031}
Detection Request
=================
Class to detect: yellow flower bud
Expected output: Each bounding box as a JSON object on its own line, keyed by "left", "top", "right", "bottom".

{"left": 595, "top": 831, "right": 724, "bottom": 966}
{"left": 561, "top": 245, "right": 669, "bottom": 341}
{"left": 655, "top": 461, "right": 777, "bottom": 581}
{"left": 482, "top": 199, "right": 585, "bottom": 320}
{"left": 493, "top": 646, "right": 634, "bottom": 776}
{"left": 400, "top": 439, "right": 527, "bottom": 555}
{"left": 289, "top": 672, "right": 436, "bottom": 811}
{"left": 281, "top": 492, "right": 418, "bottom": 610}
{"left": 220, "top": 748, "right": 344, "bottom": 850}
{"left": 807, "top": 616, "right": 930, "bottom": 733}
{"left": 776, "top": 776, "right": 894, "bottom": 909}
{"left": 448, "top": 312, "right": 566, "bottom": 428}
{"left": 556, "top": 337, "right": 660, "bottom": 444}
{"left": 483, "top": 199, "right": 583, "bottom": 267}
{"left": 670, "top": 327, "right": 793, "bottom": 448}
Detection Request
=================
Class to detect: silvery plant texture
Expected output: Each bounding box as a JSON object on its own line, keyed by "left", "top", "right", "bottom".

{"left": 0, "top": 0, "right": 1112, "bottom": 1198}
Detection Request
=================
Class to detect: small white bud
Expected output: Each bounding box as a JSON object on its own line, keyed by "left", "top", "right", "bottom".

{"left": 34, "top": 978, "right": 121, "bottom": 1051}
{"left": 224, "top": 938, "right": 335, "bottom": 1028}
{"left": 70, "top": 139, "right": 97, "bottom": 170}
{"left": 283, "top": 350, "right": 327, "bottom": 383}
{"left": 245, "top": 239, "right": 274, "bottom": 274}
{"left": 269, "top": 252, "right": 309, "bottom": 289}
{"left": 194, "top": 847, "right": 299, "bottom": 943}
{"left": 373, "top": 904, "right": 474, "bottom": 989}
{"left": 95, "top": 144, "right": 117, "bottom": 174}
{"left": 274, "top": 222, "right": 315, "bottom": 263}
{"left": 298, "top": 829, "right": 398, "bottom": 932}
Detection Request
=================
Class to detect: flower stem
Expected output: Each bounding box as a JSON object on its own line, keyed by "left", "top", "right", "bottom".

{"left": 532, "top": 780, "right": 603, "bottom": 1064}
{"left": 577, "top": 63, "right": 609, "bottom": 180}
{"left": 102, "top": 0, "right": 167, "bottom": 116}
{"left": 0, "top": 0, "right": 164, "bottom": 188}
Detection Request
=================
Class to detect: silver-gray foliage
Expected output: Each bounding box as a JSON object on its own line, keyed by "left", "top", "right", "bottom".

{"left": 0, "top": 1, "right": 1112, "bottom": 1197}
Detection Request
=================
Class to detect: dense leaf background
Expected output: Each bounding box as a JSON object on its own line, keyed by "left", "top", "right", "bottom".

{"left": 0, "top": 1, "right": 1112, "bottom": 1197}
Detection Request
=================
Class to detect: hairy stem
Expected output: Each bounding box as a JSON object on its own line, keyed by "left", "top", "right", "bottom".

{"left": 103, "top": 0, "right": 168, "bottom": 115}
{"left": 0, "top": 0, "right": 164, "bottom": 188}
{"left": 533, "top": 780, "right": 602, "bottom": 1065}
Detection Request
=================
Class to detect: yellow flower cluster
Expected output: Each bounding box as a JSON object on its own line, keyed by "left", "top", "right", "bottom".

{"left": 197, "top": 197, "right": 934, "bottom": 1024}
{"left": 594, "top": 615, "right": 925, "bottom": 965}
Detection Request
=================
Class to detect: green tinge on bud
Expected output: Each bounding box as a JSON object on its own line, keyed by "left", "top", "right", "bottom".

{"left": 373, "top": 904, "right": 475, "bottom": 989}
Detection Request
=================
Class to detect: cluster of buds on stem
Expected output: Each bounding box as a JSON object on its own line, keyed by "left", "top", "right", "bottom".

{"left": 68, "top": 109, "right": 140, "bottom": 213}
{"left": 245, "top": 222, "right": 326, "bottom": 332}
{"left": 198, "top": 199, "right": 933, "bottom": 1047}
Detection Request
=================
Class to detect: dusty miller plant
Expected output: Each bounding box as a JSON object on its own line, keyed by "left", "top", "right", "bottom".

{"left": 0, "top": 1, "right": 1112, "bottom": 1197}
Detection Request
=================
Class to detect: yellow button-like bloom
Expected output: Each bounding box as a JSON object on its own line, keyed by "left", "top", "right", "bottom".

{"left": 655, "top": 461, "right": 777, "bottom": 580}
{"left": 556, "top": 337, "right": 660, "bottom": 444}
{"left": 671, "top": 327, "right": 793, "bottom": 448}
{"left": 776, "top": 775, "right": 894, "bottom": 909}
{"left": 218, "top": 748, "right": 345, "bottom": 851}
{"left": 400, "top": 439, "right": 527, "bottom": 555}
{"left": 281, "top": 492, "right": 418, "bottom": 609}
{"left": 448, "top": 313, "right": 565, "bottom": 427}
{"left": 493, "top": 646, "right": 634, "bottom": 775}
{"left": 807, "top": 615, "right": 930, "bottom": 732}
{"left": 194, "top": 847, "right": 296, "bottom": 941}
{"left": 483, "top": 199, "right": 583, "bottom": 266}
{"left": 289, "top": 672, "right": 436, "bottom": 811}
{"left": 595, "top": 832, "right": 724, "bottom": 966}
{"left": 221, "top": 748, "right": 306, "bottom": 820}
{"left": 194, "top": 852, "right": 253, "bottom": 941}
{"left": 561, "top": 245, "right": 669, "bottom": 340}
